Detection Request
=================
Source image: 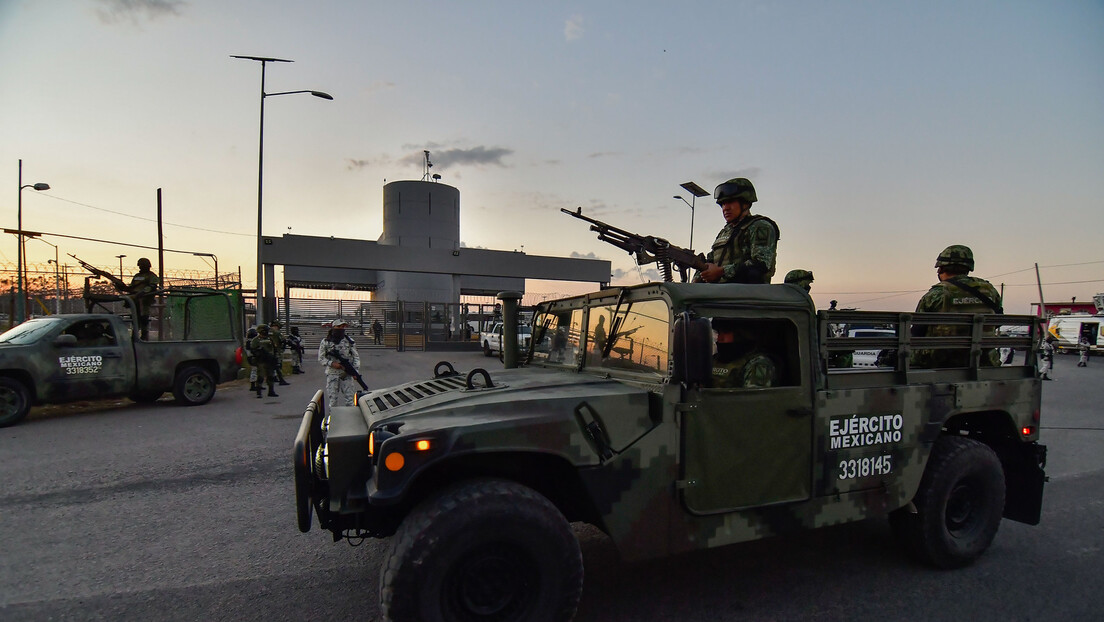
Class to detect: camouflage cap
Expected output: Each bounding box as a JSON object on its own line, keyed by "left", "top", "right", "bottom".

{"left": 270, "top": 320, "right": 281, "bottom": 327}
{"left": 332, "top": 319, "right": 349, "bottom": 329}
{"left": 714, "top": 178, "right": 757, "bottom": 205}
{"left": 935, "top": 245, "right": 974, "bottom": 272}
{"left": 784, "top": 269, "right": 814, "bottom": 290}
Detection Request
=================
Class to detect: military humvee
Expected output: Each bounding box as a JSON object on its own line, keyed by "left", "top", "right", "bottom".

{"left": 0, "top": 288, "right": 242, "bottom": 427}
{"left": 293, "top": 282, "right": 1046, "bottom": 622}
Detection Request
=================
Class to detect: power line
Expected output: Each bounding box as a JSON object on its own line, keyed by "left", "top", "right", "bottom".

{"left": 38, "top": 194, "right": 252, "bottom": 237}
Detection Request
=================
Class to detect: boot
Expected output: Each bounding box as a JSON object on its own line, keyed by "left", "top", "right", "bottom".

{"left": 268, "top": 387, "right": 279, "bottom": 397}
{"left": 292, "top": 366, "right": 302, "bottom": 374}
{"left": 277, "top": 370, "right": 290, "bottom": 386}
{"left": 255, "top": 387, "right": 263, "bottom": 397}
{"left": 249, "top": 382, "right": 257, "bottom": 391}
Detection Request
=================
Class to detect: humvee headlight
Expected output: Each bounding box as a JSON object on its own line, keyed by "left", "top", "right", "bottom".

{"left": 384, "top": 452, "right": 405, "bottom": 471}
{"left": 415, "top": 439, "right": 431, "bottom": 451}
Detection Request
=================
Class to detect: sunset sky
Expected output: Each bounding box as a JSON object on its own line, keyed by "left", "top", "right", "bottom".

{"left": 2, "top": 0, "right": 1102, "bottom": 313}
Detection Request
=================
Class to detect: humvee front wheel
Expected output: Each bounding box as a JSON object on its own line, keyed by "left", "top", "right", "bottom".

{"left": 172, "top": 366, "right": 216, "bottom": 406}
{"left": 483, "top": 340, "right": 493, "bottom": 357}
{"left": 381, "top": 478, "right": 583, "bottom": 622}
{"left": 890, "top": 436, "right": 1005, "bottom": 568}
{"left": 0, "top": 377, "right": 32, "bottom": 428}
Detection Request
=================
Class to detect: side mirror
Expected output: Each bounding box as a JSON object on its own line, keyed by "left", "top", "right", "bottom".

{"left": 54, "top": 334, "right": 78, "bottom": 347}
{"left": 672, "top": 312, "right": 713, "bottom": 386}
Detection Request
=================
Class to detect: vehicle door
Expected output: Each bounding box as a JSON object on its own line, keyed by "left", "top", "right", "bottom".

{"left": 680, "top": 311, "right": 814, "bottom": 514}
{"left": 44, "top": 318, "right": 131, "bottom": 401}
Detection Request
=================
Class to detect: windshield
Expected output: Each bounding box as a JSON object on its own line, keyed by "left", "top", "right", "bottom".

{"left": 0, "top": 318, "right": 63, "bottom": 345}
{"left": 531, "top": 308, "right": 583, "bottom": 366}
{"left": 584, "top": 299, "right": 670, "bottom": 378}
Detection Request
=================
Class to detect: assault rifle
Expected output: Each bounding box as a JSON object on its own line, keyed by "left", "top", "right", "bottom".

{"left": 69, "top": 253, "right": 127, "bottom": 290}
{"left": 324, "top": 347, "right": 369, "bottom": 391}
{"left": 561, "top": 207, "right": 707, "bottom": 282}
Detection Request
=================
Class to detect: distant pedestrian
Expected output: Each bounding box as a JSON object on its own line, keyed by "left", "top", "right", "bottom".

{"left": 1078, "top": 335, "right": 1090, "bottom": 367}
{"left": 1039, "top": 335, "right": 1056, "bottom": 380}
{"left": 372, "top": 319, "right": 383, "bottom": 345}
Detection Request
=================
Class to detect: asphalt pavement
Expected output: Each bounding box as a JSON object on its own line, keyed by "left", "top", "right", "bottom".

{"left": 1, "top": 349, "right": 1102, "bottom": 621}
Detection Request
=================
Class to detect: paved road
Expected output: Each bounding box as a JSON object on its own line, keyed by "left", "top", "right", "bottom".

{"left": 1, "top": 350, "right": 1102, "bottom": 621}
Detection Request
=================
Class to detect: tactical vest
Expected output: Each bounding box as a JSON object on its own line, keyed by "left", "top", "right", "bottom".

{"left": 711, "top": 215, "right": 780, "bottom": 279}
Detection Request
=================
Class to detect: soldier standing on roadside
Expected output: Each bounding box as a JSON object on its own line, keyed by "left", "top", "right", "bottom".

{"left": 269, "top": 320, "right": 291, "bottom": 386}
{"left": 694, "top": 178, "right": 780, "bottom": 284}
{"left": 288, "top": 326, "right": 305, "bottom": 374}
{"left": 319, "top": 319, "right": 361, "bottom": 407}
{"left": 250, "top": 324, "right": 280, "bottom": 398}
{"left": 1039, "top": 334, "right": 1057, "bottom": 380}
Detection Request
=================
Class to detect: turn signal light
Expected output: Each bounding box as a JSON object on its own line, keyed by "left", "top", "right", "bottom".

{"left": 1021, "top": 426, "right": 1035, "bottom": 437}
{"left": 416, "top": 439, "right": 431, "bottom": 451}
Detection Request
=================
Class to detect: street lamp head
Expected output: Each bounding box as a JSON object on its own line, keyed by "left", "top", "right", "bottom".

{"left": 310, "top": 91, "right": 334, "bottom": 100}
{"left": 32, "top": 183, "right": 50, "bottom": 191}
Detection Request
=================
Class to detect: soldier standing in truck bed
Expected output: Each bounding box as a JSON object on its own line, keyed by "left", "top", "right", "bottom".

{"left": 113, "top": 257, "right": 159, "bottom": 340}
{"left": 694, "top": 178, "right": 780, "bottom": 284}
{"left": 913, "top": 245, "right": 1003, "bottom": 368}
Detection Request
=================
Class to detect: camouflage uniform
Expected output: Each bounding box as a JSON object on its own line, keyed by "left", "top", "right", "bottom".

{"left": 249, "top": 325, "right": 280, "bottom": 397}
{"left": 913, "top": 246, "right": 1002, "bottom": 368}
{"left": 288, "top": 327, "right": 305, "bottom": 373}
{"left": 693, "top": 178, "right": 779, "bottom": 284}
{"left": 712, "top": 351, "right": 779, "bottom": 388}
{"left": 120, "top": 258, "right": 159, "bottom": 340}
{"left": 319, "top": 321, "right": 361, "bottom": 407}
{"left": 269, "top": 321, "right": 290, "bottom": 385}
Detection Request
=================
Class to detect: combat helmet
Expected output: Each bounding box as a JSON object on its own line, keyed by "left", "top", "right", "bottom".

{"left": 714, "top": 178, "right": 757, "bottom": 205}
{"left": 935, "top": 245, "right": 974, "bottom": 272}
{"left": 784, "top": 269, "right": 814, "bottom": 291}
{"left": 137, "top": 257, "right": 152, "bottom": 269}
{"left": 257, "top": 324, "right": 270, "bottom": 335}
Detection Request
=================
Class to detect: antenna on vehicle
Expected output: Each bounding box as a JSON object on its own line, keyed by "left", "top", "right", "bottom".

{"left": 422, "top": 150, "right": 433, "bottom": 181}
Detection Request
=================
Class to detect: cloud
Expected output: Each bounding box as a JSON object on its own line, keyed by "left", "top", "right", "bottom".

{"left": 570, "top": 251, "right": 599, "bottom": 259}
{"left": 399, "top": 146, "right": 513, "bottom": 171}
{"left": 610, "top": 266, "right": 661, "bottom": 283}
{"left": 95, "top": 0, "right": 186, "bottom": 24}
{"left": 346, "top": 157, "right": 387, "bottom": 171}
{"left": 564, "top": 14, "right": 584, "bottom": 41}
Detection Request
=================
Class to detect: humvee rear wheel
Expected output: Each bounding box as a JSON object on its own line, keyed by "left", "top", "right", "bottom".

{"left": 381, "top": 478, "right": 583, "bottom": 622}
{"left": 0, "top": 377, "right": 32, "bottom": 428}
{"left": 172, "top": 366, "right": 216, "bottom": 406}
{"left": 483, "top": 340, "right": 493, "bottom": 357}
{"left": 890, "top": 436, "right": 1005, "bottom": 568}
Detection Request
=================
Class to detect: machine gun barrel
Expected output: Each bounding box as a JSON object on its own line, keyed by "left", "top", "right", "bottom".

{"left": 325, "top": 349, "right": 369, "bottom": 391}
{"left": 68, "top": 253, "right": 126, "bottom": 289}
{"left": 560, "top": 207, "right": 707, "bottom": 282}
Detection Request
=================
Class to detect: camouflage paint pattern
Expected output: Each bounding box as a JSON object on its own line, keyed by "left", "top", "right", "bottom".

{"left": 0, "top": 293, "right": 240, "bottom": 424}
{"left": 299, "top": 281, "right": 1044, "bottom": 562}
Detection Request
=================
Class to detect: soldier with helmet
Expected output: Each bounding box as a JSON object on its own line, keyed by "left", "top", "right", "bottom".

{"left": 784, "top": 269, "right": 814, "bottom": 292}
{"left": 913, "top": 245, "right": 1003, "bottom": 368}
{"left": 250, "top": 324, "right": 280, "bottom": 398}
{"left": 268, "top": 320, "right": 291, "bottom": 386}
{"left": 711, "top": 317, "right": 780, "bottom": 388}
{"left": 318, "top": 319, "right": 361, "bottom": 407}
{"left": 113, "top": 257, "right": 159, "bottom": 340}
{"left": 694, "top": 178, "right": 780, "bottom": 284}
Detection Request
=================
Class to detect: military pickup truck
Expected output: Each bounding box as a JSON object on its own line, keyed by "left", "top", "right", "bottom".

{"left": 293, "top": 282, "right": 1046, "bottom": 622}
{"left": 0, "top": 288, "right": 242, "bottom": 427}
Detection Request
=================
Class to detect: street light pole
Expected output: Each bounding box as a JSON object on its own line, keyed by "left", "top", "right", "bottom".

{"left": 28, "top": 236, "right": 59, "bottom": 314}
{"left": 116, "top": 254, "right": 127, "bottom": 280}
{"left": 231, "top": 54, "right": 332, "bottom": 325}
{"left": 16, "top": 159, "right": 50, "bottom": 323}
{"left": 675, "top": 181, "right": 710, "bottom": 252}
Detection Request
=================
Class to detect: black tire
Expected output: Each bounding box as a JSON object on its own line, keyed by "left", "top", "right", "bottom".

{"left": 889, "top": 436, "right": 1005, "bottom": 568}
{"left": 172, "top": 366, "right": 216, "bottom": 406}
{"left": 483, "top": 340, "right": 493, "bottom": 357}
{"left": 129, "top": 390, "right": 164, "bottom": 403}
{"left": 0, "top": 377, "right": 32, "bottom": 428}
{"left": 381, "top": 478, "right": 583, "bottom": 622}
